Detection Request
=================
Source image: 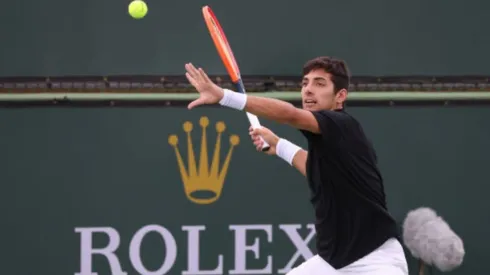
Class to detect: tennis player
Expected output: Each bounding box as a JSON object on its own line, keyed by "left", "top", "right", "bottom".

{"left": 184, "top": 56, "right": 409, "bottom": 275}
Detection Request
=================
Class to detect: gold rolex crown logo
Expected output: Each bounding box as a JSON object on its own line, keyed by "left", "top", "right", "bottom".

{"left": 168, "top": 116, "right": 240, "bottom": 204}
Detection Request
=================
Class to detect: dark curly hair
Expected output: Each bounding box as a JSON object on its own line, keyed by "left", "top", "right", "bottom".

{"left": 302, "top": 56, "right": 350, "bottom": 94}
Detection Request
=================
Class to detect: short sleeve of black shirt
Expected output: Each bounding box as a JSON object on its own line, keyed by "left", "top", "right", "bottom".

{"left": 305, "top": 110, "right": 347, "bottom": 144}
{"left": 300, "top": 109, "right": 399, "bottom": 269}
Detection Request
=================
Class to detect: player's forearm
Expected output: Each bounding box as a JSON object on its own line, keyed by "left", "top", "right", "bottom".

{"left": 219, "top": 89, "right": 320, "bottom": 133}
{"left": 276, "top": 138, "right": 307, "bottom": 177}
{"left": 292, "top": 149, "right": 307, "bottom": 176}
{"left": 219, "top": 89, "right": 297, "bottom": 124}
{"left": 244, "top": 95, "right": 297, "bottom": 124}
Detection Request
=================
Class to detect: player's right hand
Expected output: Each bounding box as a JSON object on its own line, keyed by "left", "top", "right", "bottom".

{"left": 249, "top": 126, "right": 279, "bottom": 155}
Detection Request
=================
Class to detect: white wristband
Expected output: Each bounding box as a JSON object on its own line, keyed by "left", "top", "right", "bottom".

{"left": 276, "top": 138, "right": 302, "bottom": 166}
{"left": 219, "top": 89, "right": 247, "bottom": 110}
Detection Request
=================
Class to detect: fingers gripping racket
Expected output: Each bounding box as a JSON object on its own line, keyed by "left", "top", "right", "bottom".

{"left": 202, "top": 6, "right": 270, "bottom": 152}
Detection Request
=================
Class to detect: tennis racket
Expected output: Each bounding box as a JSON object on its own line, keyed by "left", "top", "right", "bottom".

{"left": 202, "top": 5, "right": 270, "bottom": 152}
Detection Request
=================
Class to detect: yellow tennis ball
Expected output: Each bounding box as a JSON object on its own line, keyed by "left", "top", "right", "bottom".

{"left": 128, "top": 0, "right": 148, "bottom": 19}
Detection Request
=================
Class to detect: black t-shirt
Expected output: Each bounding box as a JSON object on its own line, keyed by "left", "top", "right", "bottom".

{"left": 300, "top": 108, "right": 399, "bottom": 269}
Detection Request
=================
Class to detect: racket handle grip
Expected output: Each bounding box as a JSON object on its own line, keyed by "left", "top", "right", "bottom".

{"left": 246, "top": 112, "right": 271, "bottom": 151}
{"left": 257, "top": 136, "right": 271, "bottom": 152}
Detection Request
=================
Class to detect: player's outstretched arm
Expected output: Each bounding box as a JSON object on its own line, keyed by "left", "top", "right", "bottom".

{"left": 184, "top": 63, "right": 320, "bottom": 134}
{"left": 244, "top": 95, "right": 320, "bottom": 134}
{"left": 250, "top": 127, "right": 307, "bottom": 176}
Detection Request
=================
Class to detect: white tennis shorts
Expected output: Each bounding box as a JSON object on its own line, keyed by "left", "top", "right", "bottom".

{"left": 286, "top": 238, "right": 409, "bottom": 275}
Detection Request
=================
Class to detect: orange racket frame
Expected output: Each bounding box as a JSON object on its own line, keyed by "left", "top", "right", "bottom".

{"left": 202, "top": 6, "right": 241, "bottom": 83}
{"left": 202, "top": 6, "right": 270, "bottom": 152}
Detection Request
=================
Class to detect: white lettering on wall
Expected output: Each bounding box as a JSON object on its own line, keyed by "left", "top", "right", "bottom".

{"left": 182, "top": 225, "right": 223, "bottom": 275}
{"left": 278, "top": 224, "right": 315, "bottom": 274}
{"left": 129, "top": 225, "right": 177, "bottom": 275}
{"left": 75, "top": 227, "right": 127, "bottom": 275}
{"left": 75, "top": 223, "right": 315, "bottom": 275}
{"left": 229, "top": 224, "right": 273, "bottom": 274}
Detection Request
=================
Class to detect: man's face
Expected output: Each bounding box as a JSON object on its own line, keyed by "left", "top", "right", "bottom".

{"left": 300, "top": 69, "right": 346, "bottom": 111}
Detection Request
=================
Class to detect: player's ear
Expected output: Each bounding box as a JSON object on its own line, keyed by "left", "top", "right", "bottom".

{"left": 335, "top": 89, "right": 348, "bottom": 104}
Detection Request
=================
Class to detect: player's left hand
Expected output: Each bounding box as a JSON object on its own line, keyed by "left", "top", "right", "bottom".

{"left": 249, "top": 126, "right": 279, "bottom": 156}
{"left": 185, "top": 63, "right": 224, "bottom": 109}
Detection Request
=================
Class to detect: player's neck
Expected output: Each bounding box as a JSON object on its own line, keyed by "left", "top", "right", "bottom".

{"left": 332, "top": 103, "right": 343, "bottom": 111}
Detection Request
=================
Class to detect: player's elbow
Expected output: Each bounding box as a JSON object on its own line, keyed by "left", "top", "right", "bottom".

{"left": 285, "top": 108, "right": 320, "bottom": 133}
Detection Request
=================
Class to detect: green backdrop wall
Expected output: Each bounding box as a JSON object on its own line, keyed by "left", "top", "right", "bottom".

{"left": 2, "top": 105, "right": 488, "bottom": 274}
{"left": 1, "top": 0, "right": 489, "bottom": 77}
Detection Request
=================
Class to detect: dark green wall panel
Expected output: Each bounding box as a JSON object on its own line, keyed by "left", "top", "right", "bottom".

{"left": 1, "top": 0, "right": 489, "bottom": 77}
{"left": 1, "top": 106, "right": 488, "bottom": 274}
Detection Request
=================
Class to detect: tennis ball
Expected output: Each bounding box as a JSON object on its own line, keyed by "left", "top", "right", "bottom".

{"left": 128, "top": 0, "right": 148, "bottom": 19}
